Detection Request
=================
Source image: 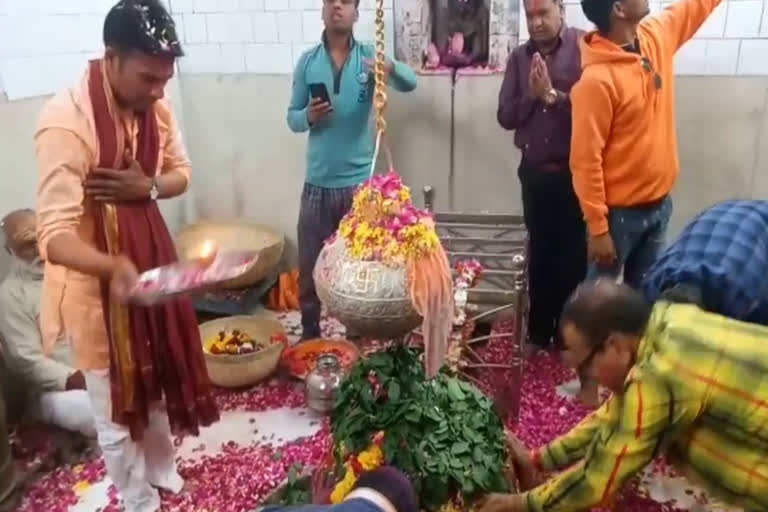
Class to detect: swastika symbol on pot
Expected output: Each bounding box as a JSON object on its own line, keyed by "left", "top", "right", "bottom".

{"left": 349, "top": 266, "right": 381, "bottom": 295}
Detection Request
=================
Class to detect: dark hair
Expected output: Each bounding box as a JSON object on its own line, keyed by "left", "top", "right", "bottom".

{"left": 104, "top": 0, "right": 183, "bottom": 57}
{"left": 581, "top": 0, "right": 615, "bottom": 33}
{"left": 560, "top": 280, "right": 652, "bottom": 348}
{"left": 353, "top": 466, "right": 419, "bottom": 512}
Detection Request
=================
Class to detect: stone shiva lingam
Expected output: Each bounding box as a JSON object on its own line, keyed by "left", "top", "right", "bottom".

{"left": 313, "top": 172, "right": 453, "bottom": 377}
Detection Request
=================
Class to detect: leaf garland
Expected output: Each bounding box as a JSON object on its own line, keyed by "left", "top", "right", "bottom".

{"left": 331, "top": 346, "right": 509, "bottom": 510}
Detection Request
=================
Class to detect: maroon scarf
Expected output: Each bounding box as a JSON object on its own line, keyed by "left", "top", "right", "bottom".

{"left": 88, "top": 60, "right": 219, "bottom": 440}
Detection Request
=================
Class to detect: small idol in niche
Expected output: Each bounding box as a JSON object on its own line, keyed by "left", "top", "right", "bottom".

{"left": 425, "top": 0, "right": 490, "bottom": 69}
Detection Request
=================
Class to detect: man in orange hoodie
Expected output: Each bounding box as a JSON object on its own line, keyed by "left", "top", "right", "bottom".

{"left": 569, "top": 0, "right": 722, "bottom": 289}
{"left": 568, "top": 0, "right": 722, "bottom": 409}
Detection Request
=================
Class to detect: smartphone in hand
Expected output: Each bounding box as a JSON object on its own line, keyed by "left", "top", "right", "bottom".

{"left": 309, "top": 83, "right": 332, "bottom": 105}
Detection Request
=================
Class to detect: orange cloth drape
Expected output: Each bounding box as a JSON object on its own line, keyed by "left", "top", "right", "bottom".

{"left": 407, "top": 247, "right": 453, "bottom": 378}
{"left": 267, "top": 270, "right": 300, "bottom": 312}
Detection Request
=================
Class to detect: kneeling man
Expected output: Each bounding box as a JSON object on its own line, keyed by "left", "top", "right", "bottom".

{"left": 643, "top": 199, "right": 768, "bottom": 324}
{"left": 482, "top": 280, "right": 768, "bottom": 511}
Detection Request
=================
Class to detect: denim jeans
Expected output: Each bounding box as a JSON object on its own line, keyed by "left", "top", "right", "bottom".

{"left": 587, "top": 197, "right": 673, "bottom": 288}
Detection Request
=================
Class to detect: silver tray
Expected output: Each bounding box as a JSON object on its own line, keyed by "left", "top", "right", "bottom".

{"left": 129, "top": 250, "right": 259, "bottom": 306}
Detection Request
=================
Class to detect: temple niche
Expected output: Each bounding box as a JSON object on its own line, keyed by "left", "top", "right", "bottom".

{"left": 393, "top": 0, "right": 519, "bottom": 73}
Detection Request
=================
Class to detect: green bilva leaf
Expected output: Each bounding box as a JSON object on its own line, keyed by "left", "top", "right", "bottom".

{"left": 451, "top": 441, "right": 469, "bottom": 455}
{"left": 388, "top": 381, "right": 401, "bottom": 401}
{"left": 447, "top": 379, "right": 466, "bottom": 400}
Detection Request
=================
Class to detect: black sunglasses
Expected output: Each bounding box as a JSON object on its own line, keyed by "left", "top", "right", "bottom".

{"left": 641, "top": 57, "right": 662, "bottom": 90}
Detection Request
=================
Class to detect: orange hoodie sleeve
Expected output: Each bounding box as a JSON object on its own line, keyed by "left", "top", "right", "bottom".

{"left": 643, "top": 0, "right": 723, "bottom": 53}
{"left": 569, "top": 76, "right": 614, "bottom": 237}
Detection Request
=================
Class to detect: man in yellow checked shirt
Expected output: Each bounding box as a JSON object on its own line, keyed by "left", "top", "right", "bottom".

{"left": 481, "top": 280, "right": 768, "bottom": 511}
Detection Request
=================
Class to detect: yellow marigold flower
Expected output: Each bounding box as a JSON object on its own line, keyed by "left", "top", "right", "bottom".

{"left": 73, "top": 480, "right": 91, "bottom": 494}
{"left": 357, "top": 444, "right": 384, "bottom": 470}
{"left": 330, "top": 464, "right": 358, "bottom": 504}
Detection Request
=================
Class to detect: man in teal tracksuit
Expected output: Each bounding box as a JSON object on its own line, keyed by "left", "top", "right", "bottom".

{"left": 287, "top": 0, "right": 417, "bottom": 340}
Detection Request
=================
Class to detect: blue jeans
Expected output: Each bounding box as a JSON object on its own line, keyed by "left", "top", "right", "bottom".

{"left": 587, "top": 197, "right": 673, "bottom": 288}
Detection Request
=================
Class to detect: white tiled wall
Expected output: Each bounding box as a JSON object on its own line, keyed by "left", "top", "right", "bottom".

{"left": 0, "top": 0, "right": 765, "bottom": 100}
{"left": 0, "top": 0, "right": 394, "bottom": 99}
{"left": 520, "top": 0, "right": 768, "bottom": 76}
{"left": 173, "top": 0, "right": 395, "bottom": 75}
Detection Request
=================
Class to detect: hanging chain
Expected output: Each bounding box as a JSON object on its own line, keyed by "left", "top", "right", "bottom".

{"left": 372, "top": 0, "right": 387, "bottom": 136}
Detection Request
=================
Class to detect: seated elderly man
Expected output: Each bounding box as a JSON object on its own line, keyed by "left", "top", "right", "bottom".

{"left": 481, "top": 280, "right": 768, "bottom": 512}
{"left": 0, "top": 209, "right": 95, "bottom": 437}
{"left": 642, "top": 199, "right": 768, "bottom": 324}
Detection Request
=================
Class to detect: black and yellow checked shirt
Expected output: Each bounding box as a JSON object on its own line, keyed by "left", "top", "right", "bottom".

{"left": 524, "top": 302, "right": 768, "bottom": 511}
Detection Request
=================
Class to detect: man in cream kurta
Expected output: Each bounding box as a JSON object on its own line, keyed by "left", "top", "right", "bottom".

{"left": 34, "top": 2, "right": 200, "bottom": 511}
{"left": 0, "top": 209, "right": 95, "bottom": 437}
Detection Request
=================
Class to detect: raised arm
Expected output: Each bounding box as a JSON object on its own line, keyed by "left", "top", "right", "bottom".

{"left": 287, "top": 53, "right": 311, "bottom": 133}
{"left": 569, "top": 76, "right": 613, "bottom": 237}
{"left": 497, "top": 49, "right": 537, "bottom": 131}
{"left": 643, "top": 0, "right": 723, "bottom": 53}
{"left": 388, "top": 59, "right": 418, "bottom": 93}
{"left": 524, "top": 377, "right": 696, "bottom": 512}
{"left": 362, "top": 45, "right": 417, "bottom": 93}
{"left": 0, "top": 289, "right": 73, "bottom": 392}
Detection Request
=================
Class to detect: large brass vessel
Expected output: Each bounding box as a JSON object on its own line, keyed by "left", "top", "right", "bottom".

{"left": 176, "top": 220, "right": 284, "bottom": 289}
{"left": 314, "top": 237, "right": 421, "bottom": 340}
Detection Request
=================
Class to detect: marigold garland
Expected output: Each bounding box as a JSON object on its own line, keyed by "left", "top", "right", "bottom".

{"left": 336, "top": 172, "right": 440, "bottom": 264}
{"left": 329, "top": 432, "right": 385, "bottom": 504}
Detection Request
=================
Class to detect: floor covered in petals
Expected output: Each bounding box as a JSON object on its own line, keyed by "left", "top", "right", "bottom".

{"left": 8, "top": 311, "right": 738, "bottom": 512}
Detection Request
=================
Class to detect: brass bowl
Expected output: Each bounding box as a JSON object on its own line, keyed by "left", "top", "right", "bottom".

{"left": 199, "top": 315, "right": 286, "bottom": 388}
{"left": 314, "top": 237, "right": 422, "bottom": 340}
{"left": 176, "top": 221, "right": 284, "bottom": 289}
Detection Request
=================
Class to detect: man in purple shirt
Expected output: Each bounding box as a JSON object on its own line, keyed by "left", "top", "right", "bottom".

{"left": 497, "top": 0, "right": 586, "bottom": 357}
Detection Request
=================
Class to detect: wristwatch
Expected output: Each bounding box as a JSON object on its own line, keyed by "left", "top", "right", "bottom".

{"left": 544, "top": 88, "right": 558, "bottom": 105}
{"left": 149, "top": 178, "right": 159, "bottom": 200}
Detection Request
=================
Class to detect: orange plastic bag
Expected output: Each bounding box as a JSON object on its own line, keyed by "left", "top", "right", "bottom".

{"left": 267, "top": 270, "right": 300, "bottom": 311}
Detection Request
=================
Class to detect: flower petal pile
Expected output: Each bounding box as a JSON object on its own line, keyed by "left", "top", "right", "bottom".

{"left": 337, "top": 172, "right": 440, "bottom": 264}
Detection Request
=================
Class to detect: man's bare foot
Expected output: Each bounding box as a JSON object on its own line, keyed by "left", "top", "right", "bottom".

{"left": 152, "top": 475, "right": 191, "bottom": 495}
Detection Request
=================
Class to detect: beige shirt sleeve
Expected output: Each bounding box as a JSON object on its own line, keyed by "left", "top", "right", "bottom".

{"left": 158, "top": 101, "right": 191, "bottom": 189}
{"left": 0, "top": 282, "right": 73, "bottom": 392}
{"left": 35, "top": 128, "right": 91, "bottom": 260}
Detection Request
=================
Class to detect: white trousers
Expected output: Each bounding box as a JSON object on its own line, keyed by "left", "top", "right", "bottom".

{"left": 31, "top": 389, "right": 97, "bottom": 438}
{"left": 85, "top": 370, "right": 184, "bottom": 512}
